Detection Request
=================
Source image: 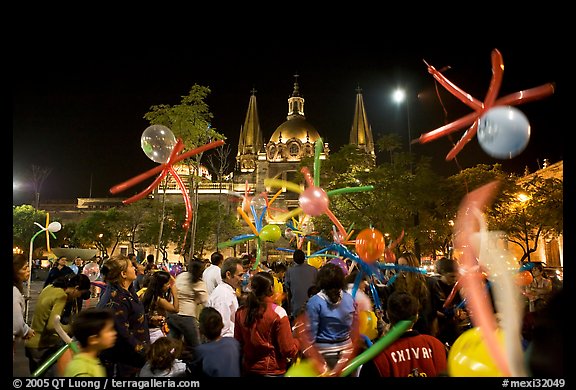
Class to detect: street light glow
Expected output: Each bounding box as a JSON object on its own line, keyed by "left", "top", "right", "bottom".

{"left": 392, "top": 88, "right": 406, "bottom": 103}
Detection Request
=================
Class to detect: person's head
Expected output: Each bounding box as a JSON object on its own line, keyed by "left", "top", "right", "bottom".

{"left": 74, "top": 257, "right": 83, "bottom": 266}
{"left": 71, "top": 308, "right": 116, "bottom": 352}
{"left": 397, "top": 252, "right": 420, "bottom": 267}
{"left": 13, "top": 254, "right": 30, "bottom": 292}
{"left": 210, "top": 252, "right": 224, "bottom": 266}
{"left": 244, "top": 272, "right": 275, "bottom": 326}
{"left": 387, "top": 291, "right": 419, "bottom": 325}
{"left": 146, "top": 254, "right": 155, "bottom": 265}
{"left": 274, "top": 262, "right": 287, "bottom": 278}
{"left": 101, "top": 254, "right": 137, "bottom": 286}
{"left": 199, "top": 307, "right": 224, "bottom": 341}
{"left": 146, "top": 336, "right": 183, "bottom": 373}
{"left": 57, "top": 256, "right": 69, "bottom": 268}
{"left": 316, "top": 262, "right": 346, "bottom": 304}
{"left": 293, "top": 249, "right": 306, "bottom": 265}
{"left": 188, "top": 259, "right": 205, "bottom": 284}
{"left": 220, "top": 257, "right": 244, "bottom": 289}
{"left": 436, "top": 257, "right": 459, "bottom": 286}
{"left": 53, "top": 273, "right": 92, "bottom": 301}
{"left": 531, "top": 263, "right": 545, "bottom": 278}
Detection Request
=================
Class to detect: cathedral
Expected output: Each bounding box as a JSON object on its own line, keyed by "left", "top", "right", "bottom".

{"left": 232, "top": 75, "right": 375, "bottom": 206}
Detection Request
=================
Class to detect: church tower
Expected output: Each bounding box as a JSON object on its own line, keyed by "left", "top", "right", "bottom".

{"left": 236, "top": 88, "right": 264, "bottom": 173}
{"left": 349, "top": 86, "right": 375, "bottom": 160}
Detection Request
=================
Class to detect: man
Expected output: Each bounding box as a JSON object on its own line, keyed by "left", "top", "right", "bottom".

{"left": 359, "top": 291, "right": 447, "bottom": 377}
{"left": 44, "top": 256, "right": 74, "bottom": 288}
{"left": 205, "top": 257, "right": 243, "bottom": 337}
{"left": 203, "top": 252, "right": 224, "bottom": 295}
{"left": 284, "top": 249, "right": 318, "bottom": 321}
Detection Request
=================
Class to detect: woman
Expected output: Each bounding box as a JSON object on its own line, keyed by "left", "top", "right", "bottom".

{"left": 13, "top": 254, "right": 35, "bottom": 353}
{"left": 141, "top": 270, "right": 179, "bottom": 343}
{"left": 234, "top": 272, "right": 300, "bottom": 376}
{"left": 167, "top": 259, "right": 207, "bottom": 360}
{"left": 97, "top": 255, "right": 150, "bottom": 377}
{"left": 305, "top": 262, "right": 358, "bottom": 375}
{"left": 25, "top": 273, "right": 91, "bottom": 376}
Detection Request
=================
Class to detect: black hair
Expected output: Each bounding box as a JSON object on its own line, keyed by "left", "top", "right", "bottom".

{"left": 188, "top": 259, "right": 205, "bottom": 285}
{"left": 141, "top": 270, "right": 171, "bottom": 314}
{"left": 71, "top": 308, "right": 114, "bottom": 348}
{"left": 387, "top": 291, "right": 418, "bottom": 325}
{"left": 293, "top": 249, "right": 306, "bottom": 264}
{"left": 146, "top": 336, "right": 183, "bottom": 373}
{"left": 436, "top": 257, "right": 458, "bottom": 275}
{"left": 316, "top": 262, "right": 345, "bottom": 304}
{"left": 244, "top": 272, "right": 274, "bottom": 327}
{"left": 13, "top": 254, "right": 28, "bottom": 293}
{"left": 53, "top": 273, "right": 91, "bottom": 293}
{"left": 220, "top": 257, "right": 242, "bottom": 280}
{"left": 210, "top": 252, "right": 224, "bottom": 266}
{"left": 199, "top": 307, "right": 223, "bottom": 341}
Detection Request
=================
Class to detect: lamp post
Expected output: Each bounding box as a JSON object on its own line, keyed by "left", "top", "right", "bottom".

{"left": 26, "top": 220, "right": 61, "bottom": 322}
{"left": 392, "top": 88, "right": 412, "bottom": 155}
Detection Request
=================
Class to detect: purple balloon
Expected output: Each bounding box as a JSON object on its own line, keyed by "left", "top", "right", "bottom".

{"left": 329, "top": 258, "right": 349, "bottom": 275}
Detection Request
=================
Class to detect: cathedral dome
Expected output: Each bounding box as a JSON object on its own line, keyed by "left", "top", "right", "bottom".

{"left": 268, "top": 117, "right": 321, "bottom": 144}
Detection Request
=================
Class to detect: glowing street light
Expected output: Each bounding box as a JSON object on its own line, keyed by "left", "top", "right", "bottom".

{"left": 392, "top": 88, "right": 412, "bottom": 155}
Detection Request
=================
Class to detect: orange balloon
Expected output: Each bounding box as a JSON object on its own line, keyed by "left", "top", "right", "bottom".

{"left": 515, "top": 270, "right": 533, "bottom": 286}
{"left": 56, "top": 348, "right": 73, "bottom": 376}
{"left": 355, "top": 228, "right": 385, "bottom": 263}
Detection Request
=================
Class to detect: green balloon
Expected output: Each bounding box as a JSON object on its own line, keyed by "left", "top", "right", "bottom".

{"left": 259, "top": 224, "right": 281, "bottom": 242}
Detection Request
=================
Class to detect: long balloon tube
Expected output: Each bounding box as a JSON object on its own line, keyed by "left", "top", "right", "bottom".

{"left": 264, "top": 178, "right": 303, "bottom": 194}
{"left": 494, "top": 84, "right": 555, "bottom": 106}
{"left": 217, "top": 235, "right": 255, "bottom": 249}
{"left": 327, "top": 185, "right": 374, "bottom": 197}
{"left": 428, "top": 65, "right": 484, "bottom": 110}
{"left": 45, "top": 214, "right": 51, "bottom": 252}
{"left": 237, "top": 207, "right": 259, "bottom": 236}
{"left": 455, "top": 181, "right": 510, "bottom": 376}
{"left": 257, "top": 206, "right": 267, "bottom": 232}
{"left": 445, "top": 120, "right": 479, "bottom": 161}
{"left": 339, "top": 319, "right": 413, "bottom": 377}
{"left": 414, "top": 111, "right": 478, "bottom": 144}
{"left": 313, "top": 138, "right": 323, "bottom": 186}
{"left": 484, "top": 49, "right": 504, "bottom": 108}
{"left": 324, "top": 208, "right": 347, "bottom": 239}
{"left": 300, "top": 166, "right": 315, "bottom": 187}
{"left": 169, "top": 165, "right": 192, "bottom": 228}
{"left": 443, "top": 280, "right": 461, "bottom": 308}
{"left": 253, "top": 239, "right": 262, "bottom": 270}
{"left": 32, "top": 343, "right": 72, "bottom": 377}
{"left": 272, "top": 208, "right": 302, "bottom": 222}
{"left": 122, "top": 169, "right": 169, "bottom": 204}
{"left": 250, "top": 204, "right": 261, "bottom": 232}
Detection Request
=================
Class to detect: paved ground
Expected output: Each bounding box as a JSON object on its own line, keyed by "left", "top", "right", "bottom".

{"left": 13, "top": 278, "right": 99, "bottom": 377}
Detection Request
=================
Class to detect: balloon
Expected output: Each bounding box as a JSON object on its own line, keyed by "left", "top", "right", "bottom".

{"left": 285, "top": 358, "right": 320, "bottom": 377}
{"left": 272, "top": 276, "right": 284, "bottom": 305}
{"left": 259, "top": 224, "right": 281, "bottom": 242}
{"left": 329, "top": 258, "right": 349, "bottom": 275}
{"left": 383, "top": 249, "right": 396, "bottom": 263}
{"left": 477, "top": 106, "right": 531, "bottom": 159}
{"left": 82, "top": 262, "right": 100, "bottom": 282}
{"left": 299, "top": 186, "right": 329, "bottom": 216}
{"left": 448, "top": 327, "right": 504, "bottom": 377}
{"left": 56, "top": 347, "right": 73, "bottom": 376}
{"left": 307, "top": 256, "right": 323, "bottom": 269}
{"left": 69, "top": 264, "right": 78, "bottom": 274}
{"left": 515, "top": 270, "right": 533, "bottom": 286}
{"left": 358, "top": 310, "right": 378, "bottom": 340}
{"left": 414, "top": 49, "right": 554, "bottom": 161}
{"left": 170, "top": 264, "right": 182, "bottom": 277}
{"left": 250, "top": 194, "right": 267, "bottom": 212}
{"left": 284, "top": 227, "right": 296, "bottom": 240}
{"left": 355, "top": 228, "right": 385, "bottom": 263}
{"left": 141, "top": 124, "right": 177, "bottom": 163}
{"left": 47, "top": 221, "right": 62, "bottom": 233}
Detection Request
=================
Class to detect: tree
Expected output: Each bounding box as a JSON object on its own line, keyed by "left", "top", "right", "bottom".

{"left": 206, "top": 143, "right": 233, "bottom": 248}
{"left": 143, "top": 84, "right": 226, "bottom": 260}
{"left": 31, "top": 165, "right": 52, "bottom": 209}
{"left": 12, "top": 205, "right": 49, "bottom": 256}
{"left": 74, "top": 209, "right": 125, "bottom": 257}
{"left": 490, "top": 175, "right": 563, "bottom": 263}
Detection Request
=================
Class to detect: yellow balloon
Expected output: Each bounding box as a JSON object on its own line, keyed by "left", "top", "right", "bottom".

{"left": 307, "top": 256, "right": 323, "bottom": 269}
{"left": 285, "top": 358, "right": 319, "bottom": 377}
{"left": 448, "top": 327, "right": 504, "bottom": 377}
{"left": 273, "top": 276, "right": 284, "bottom": 305}
{"left": 358, "top": 310, "right": 378, "bottom": 340}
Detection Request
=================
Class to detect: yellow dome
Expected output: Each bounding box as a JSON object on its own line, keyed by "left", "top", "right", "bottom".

{"left": 269, "top": 117, "right": 321, "bottom": 144}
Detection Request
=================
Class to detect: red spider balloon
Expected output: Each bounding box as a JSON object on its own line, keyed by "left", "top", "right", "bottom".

{"left": 413, "top": 48, "right": 555, "bottom": 161}
{"left": 110, "top": 125, "right": 224, "bottom": 236}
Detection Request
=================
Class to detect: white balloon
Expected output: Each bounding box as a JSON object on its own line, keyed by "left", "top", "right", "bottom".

{"left": 477, "top": 106, "right": 530, "bottom": 159}
{"left": 141, "top": 125, "right": 177, "bottom": 163}
{"left": 47, "top": 221, "right": 62, "bottom": 233}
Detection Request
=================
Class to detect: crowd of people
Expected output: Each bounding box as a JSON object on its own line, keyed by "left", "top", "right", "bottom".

{"left": 13, "top": 250, "right": 563, "bottom": 378}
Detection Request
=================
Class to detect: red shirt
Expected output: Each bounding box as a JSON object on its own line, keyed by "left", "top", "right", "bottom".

{"left": 365, "top": 331, "right": 447, "bottom": 377}
{"left": 234, "top": 297, "right": 300, "bottom": 376}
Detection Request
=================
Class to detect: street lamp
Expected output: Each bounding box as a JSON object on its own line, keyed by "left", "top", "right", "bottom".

{"left": 392, "top": 88, "right": 412, "bottom": 155}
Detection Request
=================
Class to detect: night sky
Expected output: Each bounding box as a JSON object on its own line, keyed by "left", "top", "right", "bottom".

{"left": 12, "top": 40, "right": 566, "bottom": 204}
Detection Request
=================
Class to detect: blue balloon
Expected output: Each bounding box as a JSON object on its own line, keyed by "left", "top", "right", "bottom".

{"left": 70, "top": 264, "right": 78, "bottom": 274}
{"left": 477, "top": 106, "right": 530, "bottom": 159}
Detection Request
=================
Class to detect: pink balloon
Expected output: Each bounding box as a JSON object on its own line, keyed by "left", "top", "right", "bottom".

{"left": 299, "top": 186, "right": 329, "bottom": 216}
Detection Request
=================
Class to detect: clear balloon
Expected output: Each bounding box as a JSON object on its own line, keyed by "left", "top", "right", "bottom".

{"left": 477, "top": 106, "right": 531, "bottom": 159}
{"left": 355, "top": 228, "right": 385, "bottom": 263}
{"left": 141, "top": 124, "right": 177, "bottom": 163}
{"left": 82, "top": 262, "right": 100, "bottom": 282}
{"left": 250, "top": 194, "right": 267, "bottom": 212}
{"left": 299, "top": 186, "right": 329, "bottom": 216}
{"left": 448, "top": 327, "right": 504, "bottom": 377}
{"left": 69, "top": 264, "right": 78, "bottom": 274}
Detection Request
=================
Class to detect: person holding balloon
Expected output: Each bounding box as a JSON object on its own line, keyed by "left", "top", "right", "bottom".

{"left": 359, "top": 291, "right": 447, "bottom": 377}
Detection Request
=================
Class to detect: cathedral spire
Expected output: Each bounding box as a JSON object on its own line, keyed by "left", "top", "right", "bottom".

{"left": 287, "top": 73, "right": 305, "bottom": 119}
{"left": 349, "top": 85, "right": 375, "bottom": 157}
{"left": 236, "top": 88, "right": 263, "bottom": 172}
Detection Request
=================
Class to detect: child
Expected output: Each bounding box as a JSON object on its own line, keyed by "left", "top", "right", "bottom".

{"left": 190, "top": 307, "right": 241, "bottom": 377}
{"left": 63, "top": 308, "right": 117, "bottom": 377}
{"left": 139, "top": 337, "right": 187, "bottom": 377}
